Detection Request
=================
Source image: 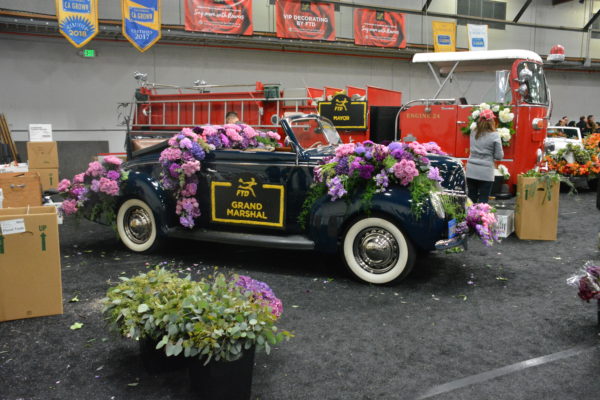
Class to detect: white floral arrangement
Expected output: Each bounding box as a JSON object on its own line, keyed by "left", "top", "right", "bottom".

{"left": 463, "top": 102, "right": 515, "bottom": 147}
{"left": 496, "top": 164, "right": 510, "bottom": 180}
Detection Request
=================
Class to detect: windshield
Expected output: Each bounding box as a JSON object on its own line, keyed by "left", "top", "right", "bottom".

{"left": 547, "top": 127, "right": 580, "bottom": 140}
{"left": 287, "top": 116, "right": 342, "bottom": 150}
{"left": 517, "top": 61, "right": 548, "bottom": 105}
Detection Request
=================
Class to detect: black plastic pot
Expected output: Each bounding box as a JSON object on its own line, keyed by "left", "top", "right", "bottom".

{"left": 189, "top": 347, "right": 256, "bottom": 400}
{"left": 139, "top": 337, "right": 189, "bottom": 374}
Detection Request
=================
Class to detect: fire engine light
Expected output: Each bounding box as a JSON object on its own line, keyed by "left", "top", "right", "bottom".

{"left": 548, "top": 44, "right": 565, "bottom": 63}
{"left": 532, "top": 118, "right": 544, "bottom": 130}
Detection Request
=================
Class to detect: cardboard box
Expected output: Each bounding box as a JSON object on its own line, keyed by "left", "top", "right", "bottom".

{"left": 29, "top": 168, "right": 59, "bottom": 191}
{"left": 495, "top": 209, "right": 515, "bottom": 238}
{"left": 515, "top": 175, "right": 560, "bottom": 240}
{"left": 27, "top": 141, "right": 58, "bottom": 169}
{"left": 0, "top": 206, "right": 63, "bottom": 322}
{"left": 0, "top": 172, "right": 42, "bottom": 208}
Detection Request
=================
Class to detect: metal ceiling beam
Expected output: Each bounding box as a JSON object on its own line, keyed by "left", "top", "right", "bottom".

{"left": 513, "top": 0, "right": 532, "bottom": 23}
{"left": 583, "top": 8, "right": 600, "bottom": 31}
{"left": 422, "top": 0, "right": 433, "bottom": 12}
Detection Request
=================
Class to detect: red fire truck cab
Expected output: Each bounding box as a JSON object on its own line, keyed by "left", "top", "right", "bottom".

{"left": 398, "top": 49, "right": 549, "bottom": 188}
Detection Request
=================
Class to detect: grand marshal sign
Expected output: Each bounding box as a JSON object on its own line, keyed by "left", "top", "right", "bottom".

{"left": 210, "top": 175, "right": 285, "bottom": 228}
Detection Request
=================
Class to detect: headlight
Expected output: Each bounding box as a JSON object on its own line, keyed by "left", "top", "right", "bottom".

{"left": 430, "top": 192, "right": 445, "bottom": 219}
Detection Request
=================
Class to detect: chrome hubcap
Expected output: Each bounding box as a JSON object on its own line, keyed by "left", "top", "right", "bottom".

{"left": 353, "top": 228, "right": 399, "bottom": 274}
{"left": 124, "top": 206, "right": 152, "bottom": 244}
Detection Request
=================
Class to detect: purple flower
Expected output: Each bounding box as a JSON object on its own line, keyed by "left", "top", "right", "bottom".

{"left": 327, "top": 176, "right": 347, "bottom": 201}
{"left": 106, "top": 170, "right": 120, "bottom": 181}
{"left": 90, "top": 179, "right": 100, "bottom": 192}
{"left": 334, "top": 156, "right": 350, "bottom": 175}
{"left": 235, "top": 275, "right": 283, "bottom": 317}
{"left": 179, "top": 215, "right": 195, "bottom": 228}
{"left": 181, "top": 183, "right": 197, "bottom": 197}
{"left": 169, "top": 163, "right": 180, "bottom": 178}
{"left": 374, "top": 169, "right": 389, "bottom": 192}
{"left": 190, "top": 142, "right": 205, "bottom": 160}
{"left": 358, "top": 164, "right": 375, "bottom": 179}
{"left": 427, "top": 167, "right": 443, "bottom": 183}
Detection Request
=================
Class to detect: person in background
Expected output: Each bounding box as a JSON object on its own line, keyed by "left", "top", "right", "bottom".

{"left": 466, "top": 109, "right": 504, "bottom": 204}
{"left": 226, "top": 111, "right": 240, "bottom": 124}
{"left": 556, "top": 116, "right": 568, "bottom": 126}
{"left": 586, "top": 115, "right": 597, "bottom": 135}
{"left": 576, "top": 116, "right": 587, "bottom": 133}
{"left": 567, "top": 120, "right": 576, "bottom": 127}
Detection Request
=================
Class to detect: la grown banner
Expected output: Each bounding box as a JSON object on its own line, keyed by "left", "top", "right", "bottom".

{"left": 276, "top": 0, "right": 335, "bottom": 41}
{"left": 353, "top": 8, "right": 406, "bottom": 48}
{"left": 185, "top": 0, "right": 253, "bottom": 36}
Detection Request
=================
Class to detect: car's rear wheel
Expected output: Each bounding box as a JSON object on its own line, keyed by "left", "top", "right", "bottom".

{"left": 342, "top": 217, "right": 415, "bottom": 284}
{"left": 117, "top": 198, "right": 161, "bottom": 253}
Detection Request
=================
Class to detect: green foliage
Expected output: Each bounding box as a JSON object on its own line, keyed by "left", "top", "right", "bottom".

{"left": 553, "top": 143, "right": 591, "bottom": 164}
{"left": 520, "top": 169, "right": 575, "bottom": 202}
{"left": 102, "top": 267, "right": 292, "bottom": 364}
{"left": 298, "top": 183, "right": 327, "bottom": 230}
{"left": 409, "top": 174, "right": 437, "bottom": 219}
{"left": 439, "top": 194, "right": 466, "bottom": 222}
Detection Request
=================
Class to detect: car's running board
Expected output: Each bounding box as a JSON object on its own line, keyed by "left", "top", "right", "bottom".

{"left": 168, "top": 228, "right": 315, "bottom": 250}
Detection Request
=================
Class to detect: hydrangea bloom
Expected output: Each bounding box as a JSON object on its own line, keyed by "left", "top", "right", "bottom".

{"left": 427, "top": 166, "right": 443, "bottom": 183}
{"left": 464, "top": 203, "right": 500, "bottom": 246}
{"left": 327, "top": 176, "right": 347, "bottom": 201}
{"left": 58, "top": 179, "right": 71, "bottom": 192}
{"left": 234, "top": 275, "right": 283, "bottom": 318}
{"left": 86, "top": 161, "right": 105, "bottom": 178}
{"left": 392, "top": 159, "right": 419, "bottom": 186}
{"left": 98, "top": 177, "right": 119, "bottom": 196}
{"left": 103, "top": 156, "right": 123, "bottom": 166}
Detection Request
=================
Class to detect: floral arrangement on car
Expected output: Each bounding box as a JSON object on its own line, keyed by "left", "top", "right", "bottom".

{"left": 584, "top": 133, "right": 600, "bottom": 152}
{"left": 567, "top": 262, "right": 600, "bottom": 302}
{"left": 160, "top": 124, "right": 281, "bottom": 228}
{"left": 58, "top": 156, "right": 128, "bottom": 225}
{"left": 544, "top": 143, "right": 600, "bottom": 178}
{"left": 455, "top": 203, "right": 500, "bottom": 247}
{"left": 461, "top": 102, "right": 515, "bottom": 146}
{"left": 298, "top": 140, "right": 447, "bottom": 229}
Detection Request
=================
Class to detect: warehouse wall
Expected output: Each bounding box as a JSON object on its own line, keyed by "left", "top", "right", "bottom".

{"left": 1, "top": 0, "right": 600, "bottom": 158}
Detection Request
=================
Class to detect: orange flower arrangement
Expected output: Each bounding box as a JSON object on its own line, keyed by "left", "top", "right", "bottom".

{"left": 584, "top": 133, "right": 600, "bottom": 152}
{"left": 545, "top": 154, "right": 600, "bottom": 177}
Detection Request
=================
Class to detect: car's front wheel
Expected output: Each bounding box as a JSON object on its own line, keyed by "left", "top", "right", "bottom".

{"left": 342, "top": 217, "right": 415, "bottom": 285}
{"left": 116, "top": 198, "right": 161, "bottom": 253}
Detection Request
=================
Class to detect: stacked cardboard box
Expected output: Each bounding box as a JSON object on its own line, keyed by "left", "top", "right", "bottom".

{"left": 27, "top": 141, "right": 59, "bottom": 191}
{"left": 0, "top": 206, "right": 63, "bottom": 321}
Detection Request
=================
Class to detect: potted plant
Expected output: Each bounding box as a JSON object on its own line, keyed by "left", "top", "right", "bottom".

{"left": 155, "top": 273, "right": 292, "bottom": 400}
{"left": 102, "top": 267, "right": 196, "bottom": 372}
{"left": 102, "top": 268, "right": 292, "bottom": 399}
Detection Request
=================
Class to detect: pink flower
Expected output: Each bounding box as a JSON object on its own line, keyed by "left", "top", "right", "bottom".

{"left": 58, "top": 179, "right": 71, "bottom": 193}
{"left": 181, "top": 183, "right": 197, "bottom": 197}
{"left": 242, "top": 125, "right": 258, "bottom": 138}
{"left": 267, "top": 131, "right": 281, "bottom": 141}
{"left": 223, "top": 124, "right": 241, "bottom": 131}
{"left": 103, "top": 156, "right": 123, "bottom": 166}
{"left": 98, "top": 177, "right": 119, "bottom": 196}
{"left": 181, "top": 160, "right": 200, "bottom": 177}
{"left": 423, "top": 142, "right": 446, "bottom": 155}
{"left": 181, "top": 127, "right": 198, "bottom": 140}
{"left": 225, "top": 128, "right": 243, "bottom": 142}
{"left": 168, "top": 136, "right": 178, "bottom": 147}
{"left": 90, "top": 179, "right": 100, "bottom": 192}
{"left": 61, "top": 199, "right": 78, "bottom": 216}
{"left": 201, "top": 125, "right": 217, "bottom": 137}
{"left": 159, "top": 147, "right": 182, "bottom": 162}
{"left": 408, "top": 142, "right": 427, "bottom": 157}
{"left": 73, "top": 173, "right": 85, "bottom": 184}
{"left": 392, "top": 159, "right": 419, "bottom": 186}
{"left": 335, "top": 143, "right": 356, "bottom": 158}
{"left": 179, "top": 138, "right": 193, "bottom": 149}
{"left": 86, "top": 161, "right": 105, "bottom": 178}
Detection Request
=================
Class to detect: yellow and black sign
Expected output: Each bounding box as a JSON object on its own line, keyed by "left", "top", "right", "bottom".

{"left": 318, "top": 94, "right": 367, "bottom": 130}
{"left": 211, "top": 176, "right": 285, "bottom": 228}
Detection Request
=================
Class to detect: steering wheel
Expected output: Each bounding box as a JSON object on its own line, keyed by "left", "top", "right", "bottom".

{"left": 306, "top": 141, "right": 323, "bottom": 150}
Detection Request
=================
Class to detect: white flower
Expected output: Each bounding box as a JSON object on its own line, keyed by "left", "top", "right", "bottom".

{"left": 470, "top": 122, "right": 477, "bottom": 131}
{"left": 471, "top": 110, "right": 480, "bottom": 119}
{"left": 498, "top": 128, "right": 511, "bottom": 142}
{"left": 479, "top": 102, "right": 490, "bottom": 110}
{"left": 492, "top": 105, "right": 500, "bottom": 112}
{"left": 497, "top": 164, "right": 510, "bottom": 178}
{"left": 499, "top": 109, "right": 514, "bottom": 123}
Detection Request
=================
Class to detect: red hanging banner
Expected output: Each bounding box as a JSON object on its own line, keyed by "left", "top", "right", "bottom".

{"left": 184, "top": 0, "right": 252, "bottom": 36}
{"left": 276, "top": 0, "right": 335, "bottom": 41}
{"left": 353, "top": 8, "right": 406, "bottom": 48}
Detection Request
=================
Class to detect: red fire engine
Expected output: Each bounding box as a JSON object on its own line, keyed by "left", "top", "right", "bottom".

{"left": 399, "top": 49, "right": 549, "bottom": 188}
{"left": 128, "top": 49, "right": 548, "bottom": 188}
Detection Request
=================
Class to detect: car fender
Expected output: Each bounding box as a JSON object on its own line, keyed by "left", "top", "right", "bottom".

{"left": 307, "top": 189, "right": 446, "bottom": 253}
{"left": 119, "top": 169, "right": 176, "bottom": 235}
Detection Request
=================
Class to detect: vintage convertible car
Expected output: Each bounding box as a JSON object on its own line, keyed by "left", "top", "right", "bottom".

{"left": 115, "top": 115, "right": 467, "bottom": 284}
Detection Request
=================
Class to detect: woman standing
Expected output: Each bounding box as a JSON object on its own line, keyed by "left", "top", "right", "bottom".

{"left": 466, "top": 108, "right": 504, "bottom": 203}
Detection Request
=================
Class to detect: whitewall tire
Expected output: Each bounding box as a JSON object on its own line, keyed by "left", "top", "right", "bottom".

{"left": 342, "top": 217, "right": 415, "bottom": 285}
{"left": 116, "top": 198, "right": 160, "bottom": 253}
